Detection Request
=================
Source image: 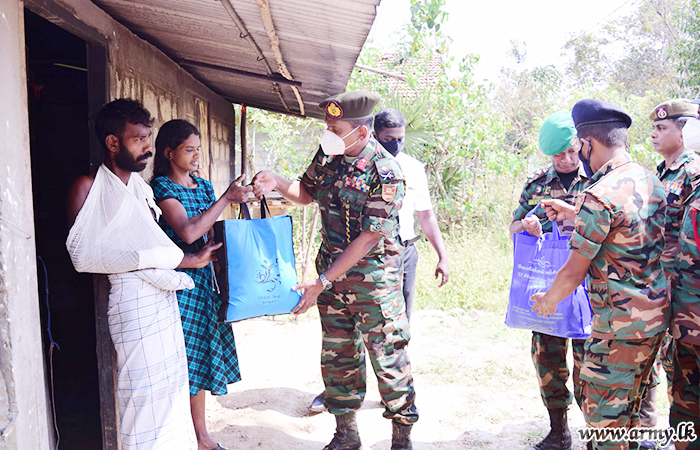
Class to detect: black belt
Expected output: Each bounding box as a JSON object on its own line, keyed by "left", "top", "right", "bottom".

{"left": 403, "top": 235, "right": 421, "bottom": 247}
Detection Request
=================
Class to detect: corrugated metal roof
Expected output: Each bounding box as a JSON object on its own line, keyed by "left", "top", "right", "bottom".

{"left": 92, "top": 0, "right": 381, "bottom": 118}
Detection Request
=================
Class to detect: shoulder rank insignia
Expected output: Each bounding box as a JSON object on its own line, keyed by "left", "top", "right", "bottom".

{"left": 345, "top": 176, "right": 370, "bottom": 193}
{"left": 356, "top": 158, "right": 368, "bottom": 171}
{"left": 544, "top": 186, "right": 551, "bottom": 196}
{"left": 382, "top": 183, "right": 398, "bottom": 202}
{"left": 377, "top": 164, "right": 395, "bottom": 180}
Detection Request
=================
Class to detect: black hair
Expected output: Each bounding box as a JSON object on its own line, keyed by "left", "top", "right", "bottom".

{"left": 374, "top": 108, "right": 407, "bottom": 132}
{"left": 348, "top": 116, "right": 374, "bottom": 131}
{"left": 153, "top": 119, "right": 201, "bottom": 179}
{"left": 577, "top": 122, "right": 628, "bottom": 148}
{"left": 95, "top": 99, "right": 154, "bottom": 152}
{"left": 672, "top": 116, "right": 691, "bottom": 130}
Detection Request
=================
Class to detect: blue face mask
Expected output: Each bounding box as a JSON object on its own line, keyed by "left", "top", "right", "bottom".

{"left": 378, "top": 139, "right": 404, "bottom": 157}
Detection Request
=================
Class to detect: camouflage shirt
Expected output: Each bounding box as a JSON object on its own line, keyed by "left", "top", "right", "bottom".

{"left": 512, "top": 164, "right": 589, "bottom": 235}
{"left": 300, "top": 138, "right": 405, "bottom": 290}
{"left": 569, "top": 154, "right": 670, "bottom": 340}
{"left": 672, "top": 184, "right": 700, "bottom": 345}
{"left": 656, "top": 150, "right": 700, "bottom": 269}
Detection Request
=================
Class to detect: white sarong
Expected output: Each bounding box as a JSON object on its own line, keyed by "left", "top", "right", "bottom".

{"left": 108, "top": 269, "right": 197, "bottom": 450}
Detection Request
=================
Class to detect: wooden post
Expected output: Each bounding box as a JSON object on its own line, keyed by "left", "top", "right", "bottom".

{"left": 93, "top": 275, "right": 120, "bottom": 450}
{"left": 240, "top": 105, "right": 247, "bottom": 180}
{"left": 301, "top": 205, "right": 320, "bottom": 282}
{"left": 301, "top": 206, "right": 307, "bottom": 258}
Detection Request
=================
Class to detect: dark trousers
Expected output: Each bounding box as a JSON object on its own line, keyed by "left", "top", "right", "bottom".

{"left": 402, "top": 243, "right": 418, "bottom": 322}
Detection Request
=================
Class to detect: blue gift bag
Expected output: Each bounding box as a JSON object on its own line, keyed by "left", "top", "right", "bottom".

{"left": 505, "top": 205, "right": 592, "bottom": 339}
{"left": 214, "top": 199, "right": 301, "bottom": 322}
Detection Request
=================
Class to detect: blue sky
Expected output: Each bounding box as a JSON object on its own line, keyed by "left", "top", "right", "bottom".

{"left": 367, "top": 0, "right": 637, "bottom": 83}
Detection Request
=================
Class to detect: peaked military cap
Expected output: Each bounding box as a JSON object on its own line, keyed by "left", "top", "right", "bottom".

{"left": 539, "top": 111, "right": 577, "bottom": 156}
{"left": 572, "top": 99, "right": 632, "bottom": 130}
{"left": 649, "top": 99, "right": 699, "bottom": 121}
{"left": 319, "top": 90, "right": 381, "bottom": 121}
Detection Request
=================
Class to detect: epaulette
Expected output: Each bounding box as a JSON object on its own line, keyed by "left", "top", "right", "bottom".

{"left": 374, "top": 156, "right": 404, "bottom": 182}
{"left": 524, "top": 167, "right": 548, "bottom": 186}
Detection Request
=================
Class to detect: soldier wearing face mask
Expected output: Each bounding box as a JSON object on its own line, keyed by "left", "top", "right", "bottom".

{"left": 253, "top": 91, "right": 417, "bottom": 450}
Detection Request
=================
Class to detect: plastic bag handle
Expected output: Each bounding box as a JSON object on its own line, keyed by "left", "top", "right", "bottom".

{"left": 525, "top": 201, "right": 561, "bottom": 239}
{"left": 238, "top": 203, "right": 252, "bottom": 220}
{"left": 238, "top": 197, "right": 271, "bottom": 220}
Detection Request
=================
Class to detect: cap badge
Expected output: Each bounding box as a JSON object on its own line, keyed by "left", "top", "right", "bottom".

{"left": 657, "top": 105, "right": 668, "bottom": 119}
{"left": 326, "top": 101, "right": 343, "bottom": 119}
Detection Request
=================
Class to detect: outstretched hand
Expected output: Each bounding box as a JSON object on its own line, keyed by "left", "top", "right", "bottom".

{"left": 542, "top": 199, "right": 576, "bottom": 223}
{"left": 252, "top": 170, "right": 276, "bottom": 200}
{"left": 225, "top": 174, "right": 253, "bottom": 204}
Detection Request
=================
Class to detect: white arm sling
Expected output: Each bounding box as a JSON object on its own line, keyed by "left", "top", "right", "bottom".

{"left": 66, "top": 164, "right": 184, "bottom": 274}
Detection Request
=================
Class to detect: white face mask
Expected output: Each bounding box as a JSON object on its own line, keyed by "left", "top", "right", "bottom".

{"left": 320, "top": 125, "right": 361, "bottom": 156}
{"left": 683, "top": 118, "right": 700, "bottom": 152}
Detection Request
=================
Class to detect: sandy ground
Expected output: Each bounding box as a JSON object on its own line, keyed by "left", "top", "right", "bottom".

{"left": 204, "top": 310, "right": 669, "bottom": 450}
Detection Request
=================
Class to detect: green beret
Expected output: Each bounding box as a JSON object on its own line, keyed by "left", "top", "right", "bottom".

{"left": 539, "top": 111, "right": 577, "bottom": 156}
{"left": 649, "top": 99, "right": 699, "bottom": 121}
{"left": 319, "top": 90, "right": 381, "bottom": 121}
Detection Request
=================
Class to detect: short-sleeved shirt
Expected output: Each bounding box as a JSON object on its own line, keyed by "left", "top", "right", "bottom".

{"left": 151, "top": 175, "right": 216, "bottom": 254}
{"left": 512, "top": 164, "right": 589, "bottom": 235}
{"left": 656, "top": 150, "right": 700, "bottom": 269}
{"left": 395, "top": 152, "right": 432, "bottom": 242}
{"left": 300, "top": 138, "right": 405, "bottom": 290}
{"left": 672, "top": 185, "right": 700, "bottom": 345}
{"left": 569, "top": 154, "right": 669, "bottom": 340}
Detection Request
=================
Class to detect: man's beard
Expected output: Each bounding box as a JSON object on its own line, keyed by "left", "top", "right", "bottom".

{"left": 115, "top": 140, "right": 152, "bottom": 172}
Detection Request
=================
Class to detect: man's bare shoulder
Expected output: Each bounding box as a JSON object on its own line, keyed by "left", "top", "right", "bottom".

{"left": 67, "top": 172, "right": 97, "bottom": 227}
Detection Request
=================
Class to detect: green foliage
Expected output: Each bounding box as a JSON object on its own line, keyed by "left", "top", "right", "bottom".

{"left": 236, "top": 105, "right": 323, "bottom": 180}
{"left": 674, "top": 0, "right": 700, "bottom": 97}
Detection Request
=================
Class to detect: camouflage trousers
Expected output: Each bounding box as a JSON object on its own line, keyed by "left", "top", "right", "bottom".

{"left": 531, "top": 332, "right": 586, "bottom": 410}
{"left": 580, "top": 335, "right": 663, "bottom": 450}
{"left": 647, "top": 332, "right": 675, "bottom": 398}
{"left": 670, "top": 340, "right": 700, "bottom": 450}
{"left": 316, "top": 288, "right": 418, "bottom": 424}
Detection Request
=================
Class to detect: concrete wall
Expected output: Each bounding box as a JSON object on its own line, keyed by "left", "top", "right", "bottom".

{"left": 0, "top": 0, "right": 240, "bottom": 447}
{"left": 0, "top": 1, "right": 53, "bottom": 449}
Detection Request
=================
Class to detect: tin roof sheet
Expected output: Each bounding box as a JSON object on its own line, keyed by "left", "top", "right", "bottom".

{"left": 92, "top": 0, "right": 381, "bottom": 118}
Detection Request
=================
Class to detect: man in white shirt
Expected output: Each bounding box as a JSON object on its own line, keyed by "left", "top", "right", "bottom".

{"left": 373, "top": 108, "right": 450, "bottom": 320}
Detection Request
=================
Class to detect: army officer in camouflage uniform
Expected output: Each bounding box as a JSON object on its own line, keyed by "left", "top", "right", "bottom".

{"left": 667, "top": 116, "right": 700, "bottom": 450}
{"left": 639, "top": 99, "right": 700, "bottom": 439}
{"left": 532, "top": 99, "right": 670, "bottom": 450}
{"left": 252, "top": 91, "right": 417, "bottom": 450}
{"left": 511, "top": 111, "right": 589, "bottom": 450}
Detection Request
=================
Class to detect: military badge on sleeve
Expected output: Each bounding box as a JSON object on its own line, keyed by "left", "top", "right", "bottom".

{"left": 382, "top": 183, "right": 398, "bottom": 202}
{"left": 377, "top": 164, "right": 395, "bottom": 180}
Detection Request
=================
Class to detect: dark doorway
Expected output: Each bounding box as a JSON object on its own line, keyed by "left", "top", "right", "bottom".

{"left": 25, "top": 9, "right": 102, "bottom": 449}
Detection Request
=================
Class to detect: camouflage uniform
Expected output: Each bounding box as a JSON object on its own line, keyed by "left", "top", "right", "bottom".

{"left": 649, "top": 150, "right": 700, "bottom": 393}
{"left": 669, "top": 187, "right": 700, "bottom": 448}
{"left": 299, "top": 138, "right": 418, "bottom": 424}
{"left": 569, "top": 154, "right": 670, "bottom": 450}
{"left": 512, "top": 164, "right": 589, "bottom": 409}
